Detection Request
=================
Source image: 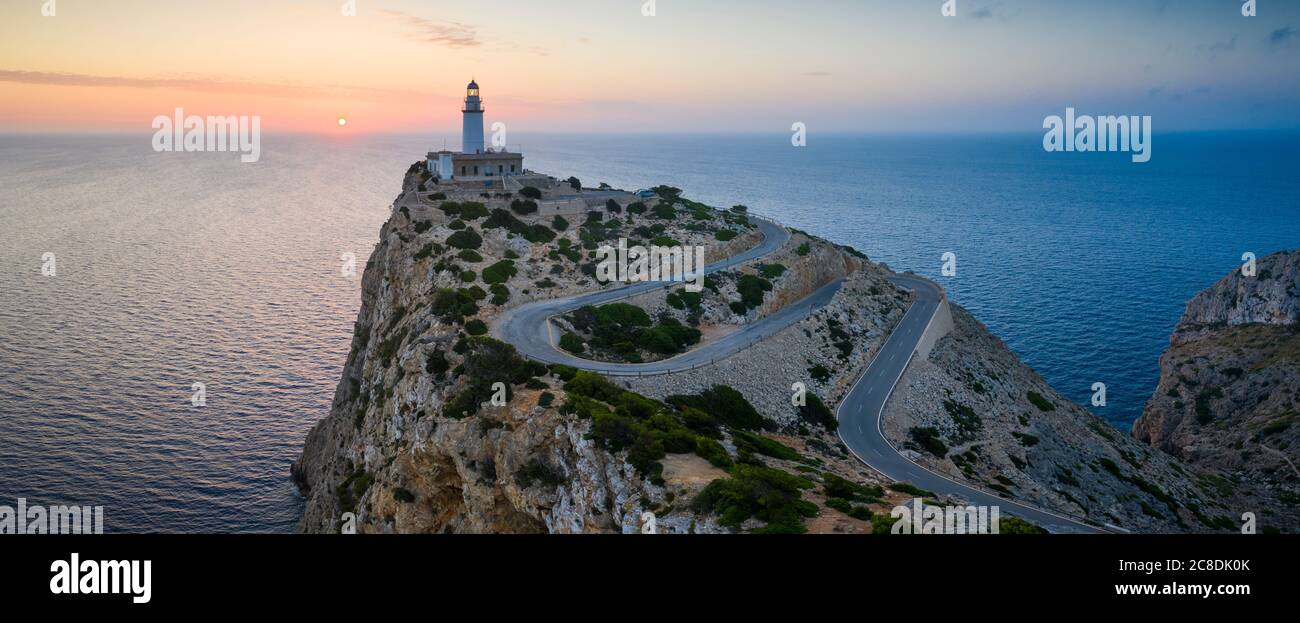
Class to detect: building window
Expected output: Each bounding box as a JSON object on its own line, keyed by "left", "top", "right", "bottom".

{"left": 460, "top": 166, "right": 466, "bottom": 176}
{"left": 474, "top": 165, "right": 479, "bottom": 174}
{"left": 510, "top": 165, "right": 516, "bottom": 173}
{"left": 498, "top": 165, "right": 504, "bottom": 173}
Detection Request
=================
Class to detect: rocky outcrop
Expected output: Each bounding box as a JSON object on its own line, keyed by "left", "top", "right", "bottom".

{"left": 293, "top": 163, "right": 1283, "bottom": 534}
{"left": 881, "top": 305, "right": 1242, "bottom": 532}
{"left": 1131, "top": 250, "right": 1300, "bottom": 531}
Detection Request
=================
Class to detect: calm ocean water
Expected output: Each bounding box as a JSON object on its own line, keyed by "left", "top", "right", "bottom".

{"left": 1, "top": 131, "right": 1296, "bottom": 532}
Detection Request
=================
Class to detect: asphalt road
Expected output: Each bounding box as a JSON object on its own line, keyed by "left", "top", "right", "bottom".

{"left": 836, "top": 274, "right": 1105, "bottom": 534}
{"left": 491, "top": 215, "right": 824, "bottom": 375}
{"left": 492, "top": 216, "right": 1105, "bottom": 533}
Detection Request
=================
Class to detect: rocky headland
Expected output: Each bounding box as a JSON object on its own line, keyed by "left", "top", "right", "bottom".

{"left": 291, "top": 162, "right": 1287, "bottom": 534}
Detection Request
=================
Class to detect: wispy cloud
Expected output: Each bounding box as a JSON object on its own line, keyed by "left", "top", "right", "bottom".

{"left": 377, "top": 9, "right": 480, "bottom": 48}
{"left": 1268, "top": 25, "right": 1296, "bottom": 45}
{"left": 0, "top": 70, "right": 424, "bottom": 100}
{"left": 968, "top": 2, "right": 1017, "bottom": 22}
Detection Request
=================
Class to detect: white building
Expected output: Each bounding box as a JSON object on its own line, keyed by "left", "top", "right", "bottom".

{"left": 427, "top": 80, "right": 524, "bottom": 187}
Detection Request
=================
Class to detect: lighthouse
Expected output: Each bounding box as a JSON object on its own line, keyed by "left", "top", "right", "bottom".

{"left": 426, "top": 79, "right": 523, "bottom": 184}
{"left": 462, "top": 79, "right": 485, "bottom": 154}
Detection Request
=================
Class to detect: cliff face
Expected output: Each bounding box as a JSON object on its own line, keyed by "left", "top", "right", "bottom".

{"left": 1132, "top": 251, "right": 1300, "bottom": 530}
{"left": 292, "top": 187, "right": 650, "bottom": 533}
{"left": 293, "top": 165, "right": 1278, "bottom": 534}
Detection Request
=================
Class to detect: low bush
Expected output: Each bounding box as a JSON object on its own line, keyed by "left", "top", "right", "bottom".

{"left": 482, "top": 260, "right": 518, "bottom": 284}
{"left": 691, "top": 464, "right": 817, "bottom": 534}
{"left": 446, "top": 227, "right": 483, "bottom": 250}
{"left": 1026, "top": 391, "right": 1056, "bottom": 412}
{"left": 667, "top": 385, "right": 769, "bottom": 431}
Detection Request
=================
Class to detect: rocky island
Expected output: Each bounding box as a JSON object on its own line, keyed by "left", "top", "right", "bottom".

{"left": 290, "top": 161, "right": 1294, "bottom": 534}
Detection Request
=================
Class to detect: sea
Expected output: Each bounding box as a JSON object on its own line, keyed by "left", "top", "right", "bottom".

{"left": 1, "top": 130, "right": 1296, "bottom": 532}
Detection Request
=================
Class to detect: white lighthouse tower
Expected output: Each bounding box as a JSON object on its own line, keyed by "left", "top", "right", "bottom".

{"left": 427, "top": 79, "right": 523, "bottom": 184}
{"left": 462, "top": 79, "right": 485, "bottom": 154}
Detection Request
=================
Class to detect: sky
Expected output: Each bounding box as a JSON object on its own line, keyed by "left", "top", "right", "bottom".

{"left": 1, "top": 0, "right": 1299, "bottom": 133}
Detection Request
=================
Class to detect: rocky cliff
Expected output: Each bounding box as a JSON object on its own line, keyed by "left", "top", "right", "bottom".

{"left": 293, "top": 164, "right": 1276, "bottom": 534}
{"left": 883, "top": 305, "right": 1238, "bottom": 532}
{"left": 1131, "top": 250, "right": 1300, "bottom": 531}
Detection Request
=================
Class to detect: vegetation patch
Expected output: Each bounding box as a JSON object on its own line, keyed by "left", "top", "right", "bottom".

{"left": 691, "top": 464, "right": 818, "bottom": 534}
{"left": 1026, "top": 391, "right": 1056, "bottom": 412}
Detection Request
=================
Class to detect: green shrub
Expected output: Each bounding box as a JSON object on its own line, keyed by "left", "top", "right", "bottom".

{"left": 538, "top": 392, "right": 555, "bottom": 407}
{"left": 808, "top": 364, "right": 830, "bottom": 382}
{"left": 1012, "top": 432, "right": 1039, "bottom": 447}
{"left": 691, "top": 464, "right": 816, "bottom": 534}
{"left": 484, "top": 208, "right": 554, "bottom": 243}
{"left": 489, "top": 283, "right": 510, "bottom": 305}
{"left": 1026, "top": 391, "right": 1055, "bottom": 412}
{"left": 943, "top": 399, "right": 982, "bottom": 434}
{"left": 459, "top": 270, "right": 477, "bottom": 282}
{"left": 552, "top": 215, "right": 569, "bottom": 231}
{"left": 758, "top": 263, "right": 786, "bottom": 278}
{"left": 999, "top": 516, "right": 1048, "bottom": 534}
{"left": 732, "top": 430, "right": 802, "bottom": 462}
{"left": 414, "top": 243, "right": 438, "bottom": 260}
{"left": 393, "top": 487, "right": 416, "bottom": 503}
{"left": 510, "top": 199, "right": 538, "bottom": 215}
{"left": 823, "top": 473, "right": 884, "bottom": 502}
{"left": 519, "top": 186, "right": 542, "bottom": 200}
{"left": 825, "top": 497, "right": 853, "bottom": 513}
{"left": 694, "top": 437, "right": 733, "bottom": 468}
{"left": 564, "top": 371, "right": 625, "bottom": 403}
{"left": 559, "top": 332, "right": 585, "bottom": 353}
{"left": 1195, "top": 387, "right": 1223, "bottom": 424}
{"left": 440, "top": 337, "right": 535, "bottom": 419}
{"left": 446, "top": 227, "right": 483, "bottom": 250}
{"left": 425, "top": 348, "right": 449, "bottom": 378}
{"left": 460, "top": 201, "right": 489, "bottom": 220}
{"left": 888, "top": 482, "right": 935, "bottom": 497}
{"left": 482, "top": 260, "right": 518, "bottom": 284}
{"left": 458, "top": 249, "right": 483, "bottom": 262}
{"left": 715, "top": 229, "right": 738, "bottom": 242}
{"left": 736, "top": 274, "right": 773, "bottom": 310}
{"left": 908, "top": 427, "right": 947, "bottom": 456}
{"left": 668, "top": 385, "right": 768, "bottom": 431}
{"left": 626, "top": 202, "right": 646, "bottom": 215}
{"left": 448, "top": 219, "right": 466, "bottom": 230}
{"left": 665, "top": 289, "right": 703, "bottom": 311}
{"left": 549, "top": 364, "right": 579, "bottom": 382}
{"left": 796, "top": 242, "right": 810, "bottom": 256}
{"left": 798, "top": 392, "right": 837, "bottom": 430}
{"left": 465, "top": 319, "right": 488, "bottom": 336}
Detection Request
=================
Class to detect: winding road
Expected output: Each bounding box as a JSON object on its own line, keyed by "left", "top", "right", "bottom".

{"left": 836, "top": 275, "right": 1104, "bottom": 534}
{"left": 492, "top": 214, "right": 1104, "bottom": 533}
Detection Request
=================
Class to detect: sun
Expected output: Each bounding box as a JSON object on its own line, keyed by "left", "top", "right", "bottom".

{"left": 337, "top": 117, "right": 348, "bottom": 127}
